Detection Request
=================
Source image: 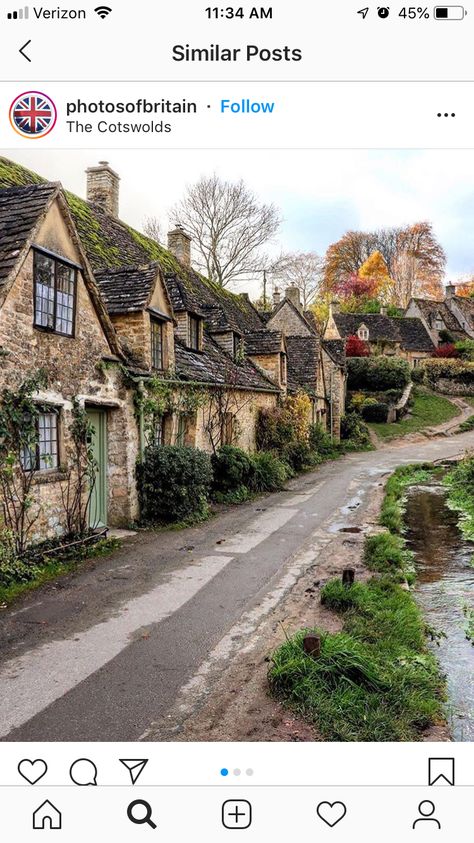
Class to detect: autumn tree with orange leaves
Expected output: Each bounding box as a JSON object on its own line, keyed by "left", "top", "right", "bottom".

{"left": 323, "top": 222, "right": 445, "bottom": 307}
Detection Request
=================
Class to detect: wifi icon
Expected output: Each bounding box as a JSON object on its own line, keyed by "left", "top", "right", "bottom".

{"left": 94, "top": 5, "right": 112, "bottom": 18}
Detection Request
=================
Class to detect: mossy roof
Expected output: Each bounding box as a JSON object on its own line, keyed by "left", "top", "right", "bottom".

{"left": 0, "top": 156, "right": 267, "bottom": 336}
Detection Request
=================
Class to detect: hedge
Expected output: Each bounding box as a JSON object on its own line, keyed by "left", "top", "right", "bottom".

{"left": 347, "top": 357, "right": 411, "bottom": 391}
{"left": 137, "top": 445, "right": 213, "bottom": 523}
{"left": 422, "top": 358, "right": 474, "bottom": 385}
{"left": 361, "top": 402, "right": 389, "bottom": 423}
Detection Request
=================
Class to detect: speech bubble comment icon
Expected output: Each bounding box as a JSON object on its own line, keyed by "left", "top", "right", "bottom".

{"left": 69, "top": 758, "right": 98, "bottom": 786}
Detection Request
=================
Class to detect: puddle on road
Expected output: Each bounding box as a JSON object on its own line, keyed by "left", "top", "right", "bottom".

{"left": 405, "top": 484, "right": 474, "bottom": 741}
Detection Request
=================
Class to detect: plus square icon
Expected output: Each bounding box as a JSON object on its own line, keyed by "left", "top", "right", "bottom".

{"left": 222, "top": 800, "right": 252, "bottom": 829}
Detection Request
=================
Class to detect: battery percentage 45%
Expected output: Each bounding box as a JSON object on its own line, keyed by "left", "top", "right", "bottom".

{"left": 399, "top": 6, "right": 430, "bottom": 17}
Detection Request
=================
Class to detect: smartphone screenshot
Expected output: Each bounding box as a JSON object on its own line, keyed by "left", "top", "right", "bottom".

{"left": 0, "top": 0, "right": 473, "bottom": 838}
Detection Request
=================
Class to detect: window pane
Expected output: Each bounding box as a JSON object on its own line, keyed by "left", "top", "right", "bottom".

{"left": 189, "top": 316, "right": 200, "bottom": 350}
{"left": 151, "top": 320, "right": 163, "bottom": 369}
{"left": 56, "top": 264, "right": 75, "bottom": 335}
{"left": 35, "top": 254, "right": 55, "bottom": 328}
{"left": 38, "top": 413, "right": 58, "bottom": 470}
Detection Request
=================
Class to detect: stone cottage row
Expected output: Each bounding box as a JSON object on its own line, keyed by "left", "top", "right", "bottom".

{"left": 0, "top": 158, "right": 345, "bottom": 539}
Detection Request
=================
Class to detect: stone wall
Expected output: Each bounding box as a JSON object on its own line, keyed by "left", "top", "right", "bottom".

{"left": 321, "top": 349, "right": 345, "bottom": 441}
{"left": 431, "top": 379, "right": 474, "bottom": 396}
{"left": 194, "top": 389, "right": 278, "bottom": 453}
{"left": 268, "top": 301, "right": 312, "bottom": 337}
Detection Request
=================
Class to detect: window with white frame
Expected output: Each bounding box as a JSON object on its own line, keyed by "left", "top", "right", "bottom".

{"left": 358, "top": 326, "right": 369, "bottom": 341}
{"left": 34, "top": 250, "right": 77, "bottom": 337}
{"left": 21, "top": 410, "right": 59, "bottom": 472}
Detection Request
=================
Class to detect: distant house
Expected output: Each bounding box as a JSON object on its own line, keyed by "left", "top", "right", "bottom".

{"left": 265, "top": 286, "right": 347, "bottom": 439}
{"left": 406, "top": 284, "right": 474, "bottom": 346}
{"left": 324, "top": 303, "right": 434, "bottom": 367}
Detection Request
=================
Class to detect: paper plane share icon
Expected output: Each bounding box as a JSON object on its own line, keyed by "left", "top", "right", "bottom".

{"left": 120, "top": 759, "right": 149, "bottom": 785}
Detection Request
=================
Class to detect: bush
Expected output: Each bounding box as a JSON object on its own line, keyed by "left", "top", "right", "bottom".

{"left": 137, "top": 445, "right": 213, "bottom": 523}
{"left": 340, "top": 412, "right": 371, "bottom": 446}
{"left": 309, "top": 422, "right": 334, "bottom": 456}
{"left": 423, "top": 358, "right": 474, "bottom": 385}
{"left": 411, "top": 367, "right": 426, "bottom": 385}
{"left": 362, "top": 402, "right": 389, "bottom": 423}
{"left": 211, "top": 445, "right": 254, "bottom": 493}
{"left": 434, "top": 343, "right": 459, "bottom": 359}
{"left": 257, "top": 392, "right": 312, "bottom": 470}
{"left": 455, "top": 339, "right": 474, "bottom": 361}
{"left": 347, "top": 357, "right": 411, "bottom": 391}
{"left": 346, "top": 335, "right": 370, "bottom": 357}
{"left": 0, "top": 557, "right": 42, "bottom": 587}
{"left": 250, "top": 451, "right": 290, "bottom": 492}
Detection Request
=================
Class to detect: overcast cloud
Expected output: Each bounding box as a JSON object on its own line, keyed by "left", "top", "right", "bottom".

{"left": 4, "top": 149, "right": 474, "bottom": 297}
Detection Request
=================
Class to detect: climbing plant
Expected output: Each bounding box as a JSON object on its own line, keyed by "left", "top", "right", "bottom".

{"left": 0, "top": 370, "right": 48, "bottom": 555}
{"left": 60, "top": 399, "right": 98, "bottom": 537}
{"left": 136, "top": 372, "right": 208, "bottom": 446}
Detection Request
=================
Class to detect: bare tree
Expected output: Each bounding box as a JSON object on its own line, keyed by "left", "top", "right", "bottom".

{"left": 271, "top": 251, "right": 323, "bottom": 309}
{"left": 143, "top": 215, "right": 163, "bottom": 244}
{"left": 171, "top": 175, "right": 281, "bottom": 288}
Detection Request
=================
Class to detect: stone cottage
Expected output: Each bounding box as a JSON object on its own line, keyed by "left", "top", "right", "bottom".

{"left": 324, "top": 303, "right": 435, "bottom": 367}
{"left": 0, "top": 181, "right": 140, "bottom": 539}
{"left": 265, "top": 287, "right": 347, "bottom": 439}
{"left": 406, "top": 285, "right": 474, "bottom": 346}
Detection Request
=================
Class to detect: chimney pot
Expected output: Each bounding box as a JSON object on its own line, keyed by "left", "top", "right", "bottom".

{"left": 168, "top": 226, "right": 192, "bottom": 267}
{"left": 86, "top": 161, "right": 120, "bottom": 217}
{"left": 285, "top": 285, "right": 301, "bottom": 311}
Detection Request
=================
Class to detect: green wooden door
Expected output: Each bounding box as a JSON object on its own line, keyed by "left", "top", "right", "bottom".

{"left": 86, "top": 409, "right": 108, "bottom": 529}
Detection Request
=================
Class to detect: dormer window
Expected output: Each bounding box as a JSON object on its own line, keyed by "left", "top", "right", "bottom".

{"left": 435, "top": 317, "right": 444, "bottom": 331}
{"left": 33, "top": 249, "right": 77, "bottom": 337}
{"left": 151, "top": 318, "right": 164, "bottom": 370}
{"left": 233, "top": 333, "right": 243, "bottom": 359}
{"left": 188, "top": 314, "right": 202, "bottom": 351}
{"left": 358, "top": 325, "right": 369, "bottom": 341}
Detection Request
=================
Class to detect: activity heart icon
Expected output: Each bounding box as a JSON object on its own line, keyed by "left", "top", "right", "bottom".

{"left": 18, "top": 759, "right": 48, "bottom": 785}
{"left": 316, "top": 801, "right": 347, "bottom": 827}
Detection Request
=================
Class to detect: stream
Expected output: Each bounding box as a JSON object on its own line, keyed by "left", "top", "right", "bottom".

{"left": 405, "top": 483, "right": 474, "bottom": 741}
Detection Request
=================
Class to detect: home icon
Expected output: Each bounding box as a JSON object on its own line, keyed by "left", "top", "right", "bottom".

{"left": 33, "top": 800, "right": 62, "bottom": 830}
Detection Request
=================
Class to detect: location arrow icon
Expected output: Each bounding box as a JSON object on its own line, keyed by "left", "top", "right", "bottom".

{"left": 120, "top": 759, "right": 148, "bottom": 785}
{"left": 358, "top": 7, "right": 369, "bottom": 18}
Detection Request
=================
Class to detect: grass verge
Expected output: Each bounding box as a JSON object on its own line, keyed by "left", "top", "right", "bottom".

{"left": 268, "top": 463, "right": 446, "bottom": 741}
{"left": 0, "top": 537, "right": 121, "bottom": 607}
{"left": 369, "top": 389, "right": 459, "bottom": 441}
{"left": 444, "top": 456, "right": 474, "bottom": 540}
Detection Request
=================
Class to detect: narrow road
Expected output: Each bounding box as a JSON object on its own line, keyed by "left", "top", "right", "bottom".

{"left": 1, "top": 431, "right": 473, "bottom": 742}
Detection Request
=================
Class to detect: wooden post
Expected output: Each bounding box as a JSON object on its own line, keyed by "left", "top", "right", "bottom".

{"left": 342, "top": 568, "right": 355, "bottom": 587}
{"left": 303, "top": 634, "right": 321, "bottom": 658}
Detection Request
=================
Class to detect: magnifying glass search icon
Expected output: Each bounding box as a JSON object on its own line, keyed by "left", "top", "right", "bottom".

{"left": 127, "top": 799, "right": 157, "bottom": 830}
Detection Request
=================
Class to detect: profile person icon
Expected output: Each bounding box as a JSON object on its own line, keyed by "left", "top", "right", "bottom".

{"left": 413, "top": 800, "right": 441, "bottom": 830}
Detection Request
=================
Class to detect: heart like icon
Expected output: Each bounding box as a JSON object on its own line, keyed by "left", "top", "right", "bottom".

{"left": 18, "top": 759, "right": 48, "bottom": 785}
{"left": 317, "top": 801, "right": 347, "bottom": 828}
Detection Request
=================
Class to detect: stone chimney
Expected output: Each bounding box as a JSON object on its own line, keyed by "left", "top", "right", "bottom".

{"left": 445, "top": 283, "right": 456, "bottom": 300}
{"left": 286, "top": 285, "right": 301, "bottom": 311}
{"left": 380, "top": 305, "right": 388, "bottom": 316}
{"left": 86, "top": 161, "right": 120, "bottom": 217}
{"left": 167, "top": 226, "right": 192, "bottom": 267}
{"left": 273, "top": 286, "right": 281, "bottom": 307}
{"left": 330, "top": 299, "right": 340, "bottom": 315}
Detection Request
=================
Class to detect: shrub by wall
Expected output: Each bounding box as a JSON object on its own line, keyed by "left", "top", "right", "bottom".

{"left": 211, "top": 446, "right": 254, "bottom": 494}
{"left": 137, "top": 445, "right": 213, "bottom": 523}
{"left": 423, "top": 358, "right": 474, "bottom": 386}
{"left": 347, "top": 357, "right": 411, "bottom": 392}
{"left": 361, "top": 402, "right": 390, "bottom": 423}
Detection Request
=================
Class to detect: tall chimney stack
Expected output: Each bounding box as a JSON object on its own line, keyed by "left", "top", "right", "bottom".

{"left": 167, "top": 226, "right": 192, "bottom": 267}
{"left": 285, "top": 285, "right": 301, "bottom": 311}
{"left": 86, "top": 161, "right": 120, "bottom": 217}
{"left": 445, "top": 283, "right": 456, "bottom": 300}
{"left": 273, "top": 286, "right": 281, "bottom": 307}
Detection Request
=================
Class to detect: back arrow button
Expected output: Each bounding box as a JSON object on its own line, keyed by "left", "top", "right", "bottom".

{"left": 19, "top": 40, "right": 32, "bottom": 62}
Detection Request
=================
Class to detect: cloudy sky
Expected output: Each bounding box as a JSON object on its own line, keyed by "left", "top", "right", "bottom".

{"left": 5, "top": 149, "right": 474, "bottom": 297}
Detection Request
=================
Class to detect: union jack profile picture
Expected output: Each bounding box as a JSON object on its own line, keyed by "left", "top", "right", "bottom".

{"left": 9, "top": 91, "right": 57, "bottom": 138}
